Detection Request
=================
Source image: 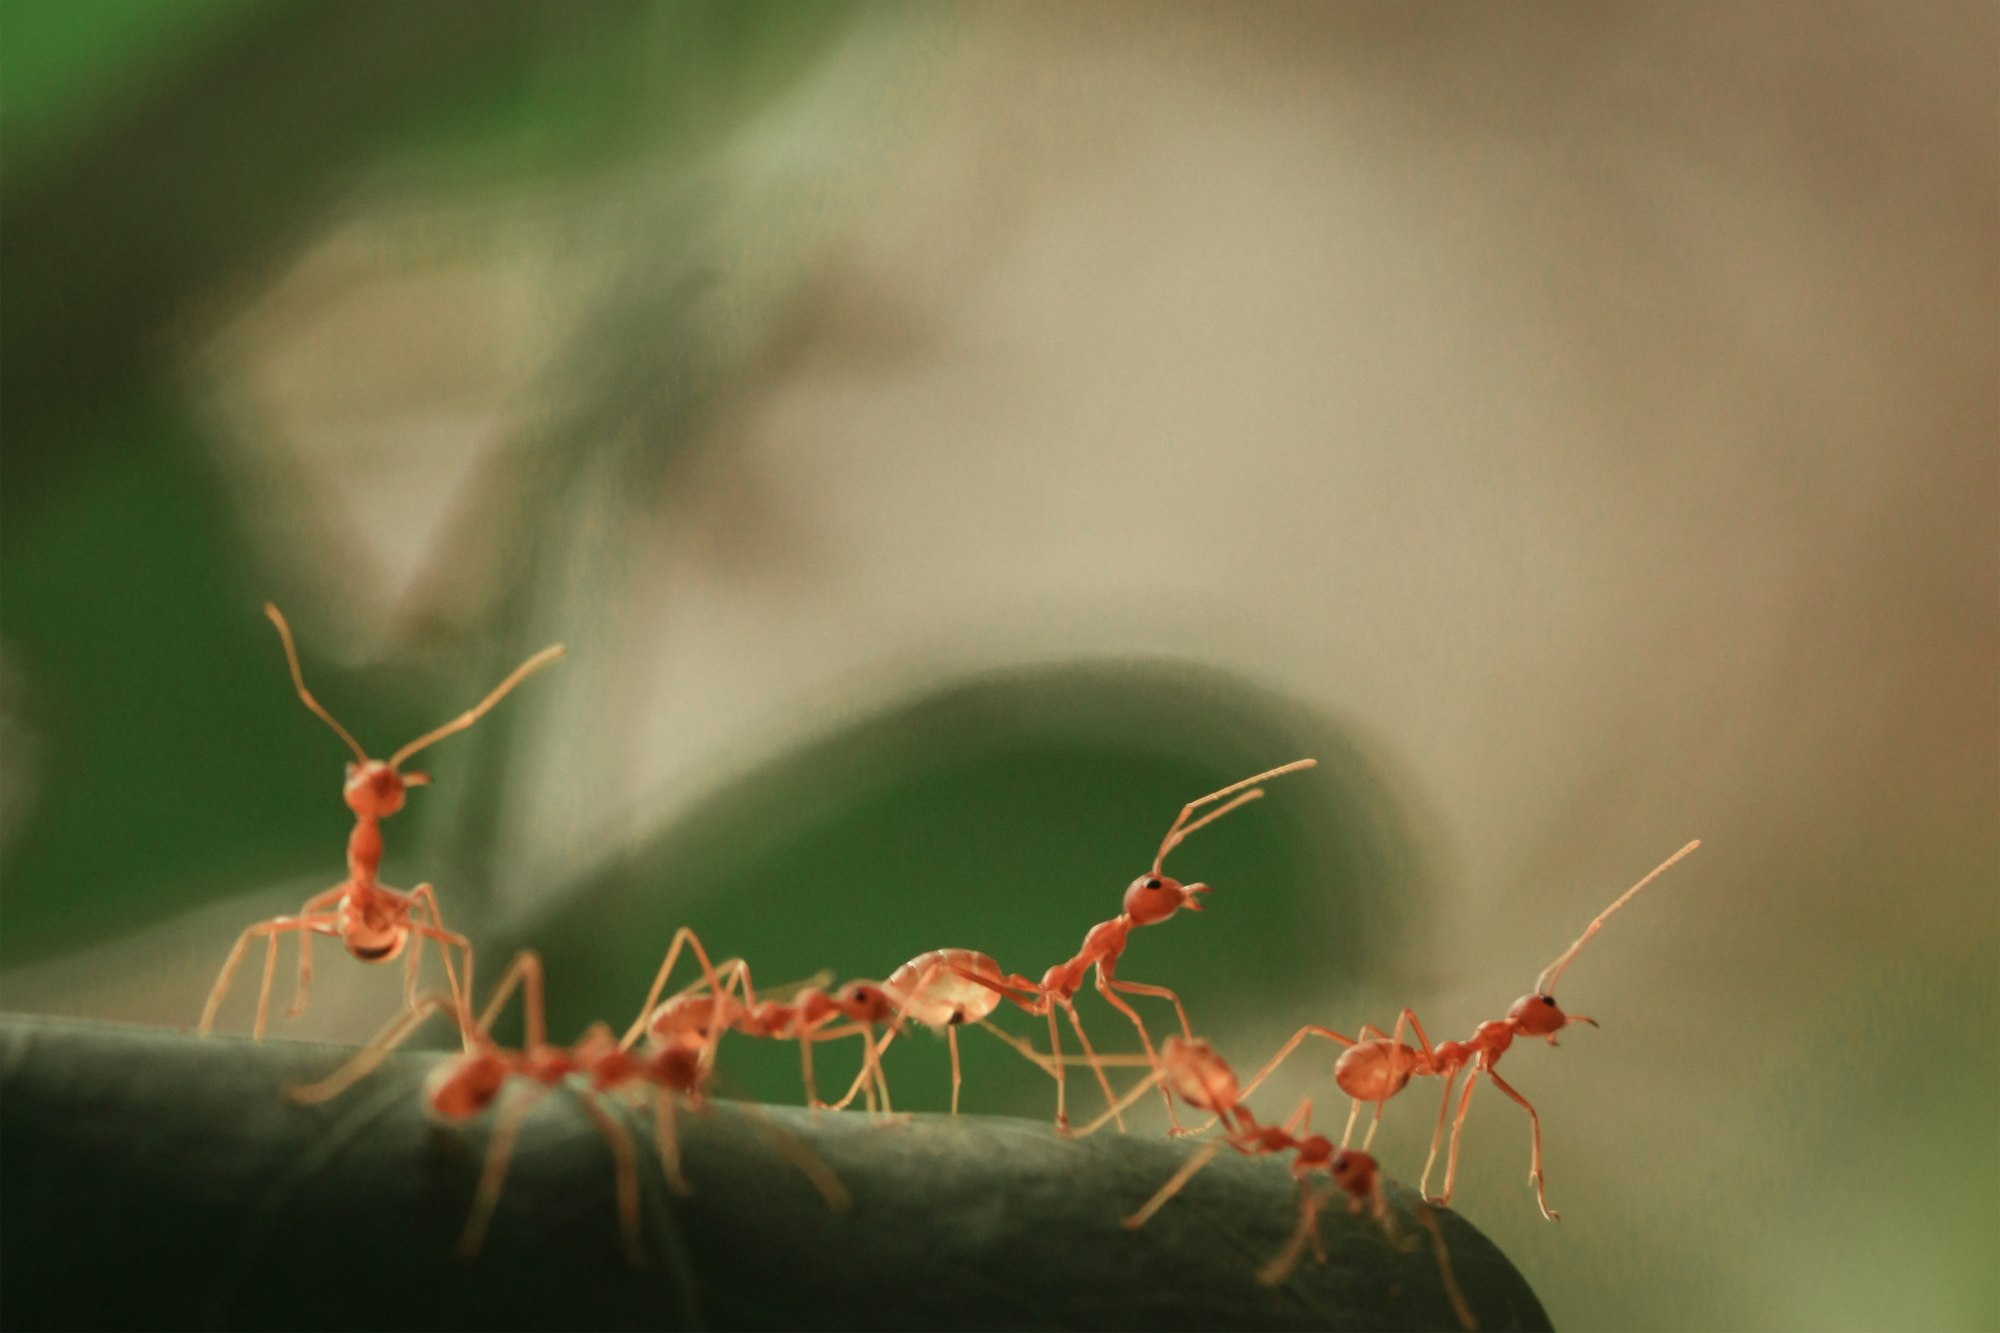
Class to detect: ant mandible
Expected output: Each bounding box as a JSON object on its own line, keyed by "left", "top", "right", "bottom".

{"left": 1224, "top": 839, "right": 1701, "bottom": 1220}
{"left": 198, "top": 604, "right": 563, "bottom": 1039}
{"left": 894, "top": 759, "right": 1317, "bottom": 1131}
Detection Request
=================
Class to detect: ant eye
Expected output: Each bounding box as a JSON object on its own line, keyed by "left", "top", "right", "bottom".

{"left": 1144, "top": 877, "right": 1163, "bottom": 890}
{"left": 1541, "top": 995, "right": 1557, "bottom": 1006}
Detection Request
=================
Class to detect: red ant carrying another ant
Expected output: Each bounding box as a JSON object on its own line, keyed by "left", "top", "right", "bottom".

{"left": 198, "top": 605, "right": 563, "bottom": 1040}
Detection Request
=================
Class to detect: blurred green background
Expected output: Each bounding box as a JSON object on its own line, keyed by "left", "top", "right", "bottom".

{"left": 1, "top": 4, "right": 1994, "bottom": 1330}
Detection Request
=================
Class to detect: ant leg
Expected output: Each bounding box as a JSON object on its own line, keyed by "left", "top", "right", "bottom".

{"left": 283, "top": 885, "right": 347, "bottom": 1019}
{"left": 1340, "top": 1097, "right": 1363, "bottom": 1148}
{"left": 1257, "top": 1178, "right": 1327, "bottom": 1286}
{"left": 1419, "top": 1066, "right": 1463, "bottom": 1201}
{"left": 1045, "top": 1006, "right": 1071, "bottom": 1130}
{"left": 199, "top": 916, "right": 331, "bottom": 1037}
{"left": 1094, "top": 976, "right": 1183, "bottom": 1130}
{"left": 1224, "top": 1025, "right": 1357, "bottom": 1126}
{"left": 1058, "top": 1000, "right": 1124, "bottom": 1131}
{"left": 1362, "top": 1099, "right": 1389, "bottom": 1151}
{"left": 1486, "top": 1069, "right": 1558, "bottom": 1221}
{"left": 1108, "top": 979, "right": 1196, "bottom": 1041}
{"left": 725, "top": 1099, "right": 851, "bottom": 1211}
{"left": 407, "top": 884, "right": 473, "bottom": 1030}
{"left": 1125, "top": 1138, "right": 1229, "bottom": 1229}
{"left": 1437, "top": 1071, "right": 1482, "bottom": 1209}
{"left": 651, "top": 1090, "right": 688, "bottom": 1193}
{"left": 289, "top": 991, "right": 457, "bottom": 1103}
{"left": 1417, "top": 1204, "right": 1478, "bottom": 1332}
{"left": 575, "top": 1094, "right": 646, "bottom": 1266}
{"left": 828, "top": 1027, "right": 895, "bottom": 1112}
{"left": 469, "top": 950, "right": 546, "bottom": 1050}
{"left": 459, "top": 1085, "right": 549, "bottom": 1258}
{"left": 410, "top": 924, "right": 482, "bottom": 1044}
{"left": 1075, "top": 1064, "right": 1168, "bottom": 1139}
{"left": 946, "top": 1024, "right": 962, "bottom": 1115}
{"left": 619, "top": 928, "right": 729, "bottom": 1052}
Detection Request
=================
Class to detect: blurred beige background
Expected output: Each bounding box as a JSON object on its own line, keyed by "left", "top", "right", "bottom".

{"left": 3, "top": 4, "right": 1993, "bottom": 1329}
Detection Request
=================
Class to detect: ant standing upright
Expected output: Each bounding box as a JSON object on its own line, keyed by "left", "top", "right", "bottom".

{"left": 198, "top": 604, "right": 563, "bottom": 1039}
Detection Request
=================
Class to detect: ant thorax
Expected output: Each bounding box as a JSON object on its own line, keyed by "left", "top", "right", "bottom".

{"left": 338, "top": 898, "right": 407, "bottom": 962}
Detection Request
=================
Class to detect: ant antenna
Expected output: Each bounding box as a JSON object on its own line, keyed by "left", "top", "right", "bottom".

{"left": 1535, "top": 839, "right": 1701, "bottom": 996}
{"left": 265, "top": 604, "right": 367, "bottom": 764}
{"left": 388, "top": 643, "right": 566, "bottom": 770}
{"left": 1152, "top": 758, "right": 1317, "bottom": 875}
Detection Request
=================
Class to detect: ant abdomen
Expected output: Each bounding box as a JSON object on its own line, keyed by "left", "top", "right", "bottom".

{"left": 885, "top": 949, "right": 1004, "bottom": 1027}
{"left": 1333, "top": 1041, "right": 1414, "bottom": 1102}
{"left": 339, "top": 902, "right": 407, "bottom": 962}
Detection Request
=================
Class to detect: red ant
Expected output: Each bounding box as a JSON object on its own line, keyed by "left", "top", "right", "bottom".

{"left": 1080, "top": 1035, "right": 1474, "bottom": 1325}
{"left": 1223, "top": 840, "right": 1701, "bottom": 1220}
{"left": 291, "top": 948, "right": 847, "bottom": 1264}
{"left": 883, "top": 760, "right": 1317, "bottom": 1131}
{"left": 824, "top": 948, "right": 1117, "bottom": 1116}
{"left": 198, "top": 604, "right": 563, "bottom": 1039}
{"left": 618, "top": 929, "right": 903, "bottom": 1114}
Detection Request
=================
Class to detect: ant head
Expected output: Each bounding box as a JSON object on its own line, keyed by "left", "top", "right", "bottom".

{"left": 342, "top": 759, "right": 428, "bottom": 817}
{"left": 423, "top": 1051, "right": 509, "bottom": 1120}
{"left": 836, "top": 982, "right": 894, "bottom": 1023}
{"left": 1507, "top": 992, "right": 1596, "bottom": 1041}
{"left": 1330, "top": 1149, "right": 1377, "bottom": 1187}
{"left": 647, "top": 1044, "right": 704, "bottom": 1093}
{"left": 1123, "top": 873, "right": 1206, "bottom": 925}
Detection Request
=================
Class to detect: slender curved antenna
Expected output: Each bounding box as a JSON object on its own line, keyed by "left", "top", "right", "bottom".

{"left": 1536, "top": 839, "right": 1701, "bottom": 995}
{"left": 389, "top": 643, "right": 565, "bottom": 769}
{"left": 1153, "top": 757, "right": 1317, "bottom": 874}
{"left": 265, "top": 604, "right": 367, "bottom": 763}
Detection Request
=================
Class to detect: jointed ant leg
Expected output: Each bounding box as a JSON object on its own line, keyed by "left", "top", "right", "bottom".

{"left": 1095, "top": 976, "right": 1183, "bottom": 1130}
{"left": 619, "top": 927, "right": 730, "bottom": 1052}
{"left": 1225, "top": 1024, "right": 1358, "bottom": 1121}
{"left": 575, "top": 1094, "right": 647, "bottom": 1266}
{"left": 651, "top": 1089, "right": 687, "bottom": 1193}
{"left": 1437, "top": 1069, "right": 1483, "bottom": 1208}
{"left": 1340, "top": 1097, "right": 1363, "bottom": 1149}
{"left": 1046, "top": 1007, "right": 1071, "bottom": 1129}
{"left": 1257, "top": 1178, "right": 1329, "bottom": 1286}
{"left": 1058, "top": 1000, "right": 1124, "bottom": 1130}
{"left": 408, "top": 883, "right": 473, "bottom": 1031}
{"left": 1076, "top": 1066, "right": 1167, "bottom": 1138}
{"left": 283, "top": 884, "right": 347, "bottom": 1019}
{"left": 459, "top": 1085, "right": 549, "bottom": 1257}
{"left": 1419, "top": 1066, "right": 1463, "bottom": 1201}
{"left": 1125, "top": 1138, "right": 1228, "bottom": 1229}
{"left": 1486, "top": 1068, "right": 1558, "bottom": 1221}
{"left": 1109, "top": 979, "right": 1197, "bottom": 1041}
{"left": 199, "top": 915, "right": 335, "bottom": 1037}
{"left": 474, "top": 950, "right": 547, "bottom": 1050}
{"left": 288, "top": 991, "right": 457, "bottom": 1103}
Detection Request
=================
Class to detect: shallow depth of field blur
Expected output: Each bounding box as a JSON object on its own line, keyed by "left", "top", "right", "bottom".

{"left": 2, "top": 4, "right": 1994, "bottom": 1330}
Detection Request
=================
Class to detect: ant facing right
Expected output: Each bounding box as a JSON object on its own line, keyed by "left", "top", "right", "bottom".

{"left": 1216, "top": 839, "right": 1702, "bottom": 1220}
